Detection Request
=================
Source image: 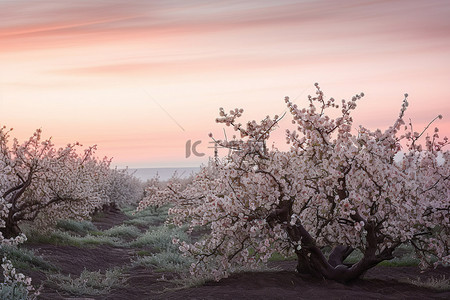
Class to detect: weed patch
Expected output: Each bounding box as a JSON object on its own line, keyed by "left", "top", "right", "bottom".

{"left": 0, "top": 245, "right": 56, "bottom": 272}
{"left": 25, "top": 230, "right": 123, "bottom": 248}
{"left": 56, "top": 219, "right": 97, "bottom": 235}
{"left": 129, "top": 226, "right": 189, "bottom": 252}
{"left": 103, "top": 225, "right": 141, "bottom": 239}
{"left": 48, "top": 267, "right": 125, "bottom": 296}
{"left": 402, "top": 275, "right": 449, "bottom": 291}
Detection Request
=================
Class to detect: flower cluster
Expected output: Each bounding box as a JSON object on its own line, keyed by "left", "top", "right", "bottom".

{"left": 1, "top": 257, "right": 39, "bottom": 298}
{"left": 0, "top": 126, "right": 145, "bottom": 237}
{"left": 138, "top": 84, "right": 448, "bottom": 282}
{"left": 0, "top": 223, "right": 38, "bottom": 298}
{"left": 0, "top": 126, "right": 145, "bottom": 295}
{"left": 105, "top": 167, "right": 144, "bottom": 208}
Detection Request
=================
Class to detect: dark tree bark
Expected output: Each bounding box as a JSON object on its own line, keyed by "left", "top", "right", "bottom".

{"left": 266, "top": 198, "right": 398, "bottom": 283}
{"left": 1, "top": 172, "right": 33, "bottom": 239}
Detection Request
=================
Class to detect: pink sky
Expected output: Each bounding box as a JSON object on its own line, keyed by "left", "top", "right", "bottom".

{"left": 1, "top": 0, "right": 449, "bottom": 168}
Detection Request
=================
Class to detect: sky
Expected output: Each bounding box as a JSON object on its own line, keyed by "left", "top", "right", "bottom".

{"left": 1, "top": 0, "right": 449, "bottom": 168}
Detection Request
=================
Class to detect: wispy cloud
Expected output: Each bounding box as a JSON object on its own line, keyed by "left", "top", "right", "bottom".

{"left": 1, "top": 0, "right": 449, "bottom": 167}
{"left": 2, "top": 0, "right": 449, "bottom": 53}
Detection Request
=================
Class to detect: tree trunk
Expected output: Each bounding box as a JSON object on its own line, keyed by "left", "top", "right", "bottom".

{"left": 266, "top": 198, "right": 396, "bottom": 283}
{"left": 0, "top": 220, "right": 21, "bottom": 239}
{"left": 288, "top": 222, "right": 395, "bottom": 283}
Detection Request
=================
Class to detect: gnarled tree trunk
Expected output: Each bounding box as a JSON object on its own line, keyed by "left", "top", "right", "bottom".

{"left": 287, "top": 221, "right": 398, "bottom": 283}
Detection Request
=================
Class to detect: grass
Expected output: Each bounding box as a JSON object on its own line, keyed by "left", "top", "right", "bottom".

{"left": 123, "top": 205, "right": 169, "bottom": 219}
{"left": 21, "top": 204, "right": 180, "bottom": 252}
{"left": 269, "top": 251, "right": 296, "bottom": 262}
{"left": 23, "top": 218, "right": 126, "bottom": 248}
{"left": 0, "top": 245, "right": 56, "bottom": 272}
{"left": 47, "top": 267, "right": 126, "bottom": 296}
{"left": 403, "top": 275, "right": 450, "bottom": 291}
{"left": 103, "top": 224, "right": 141, "bottom": 239}
{"left": 120, "top": 205, "right": 136, "bottom": 215}
{"left": 25, "top": 230, "right": 124, "bottom": 248}
{"left": 124, "top": 215, "right": 167, "bottom": 227}
{"left": 12, "top": 204, "right": 198, "bottom": 296}
{"left": 0, "top": 282, "right": 34, "bottom": 300}
{"left": 123, "top": 205, "right": 169, "bottom": 228}
{"left": 378, "top": 256, "right": 419, "bottom": 267}
{"left": 133, "top": 250, "right": 193, "bottom": 273}
{"left": 129, "top": 218, "right": 193, "bottom": 273}
{"left": 55, "top": 219, "right": 98, "bottom": 235}
{"left": 135, "top": 250, "right": 152, "bottom": 256}
{"left": 129, "top": 225, "right": 189, "bottom": 251}
{"left": 343, "top": 244, "right": 419, "bottom": 267}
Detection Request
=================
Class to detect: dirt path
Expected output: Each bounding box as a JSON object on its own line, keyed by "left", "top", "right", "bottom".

{"left": 155, "top": 262, "right": 450, "bottom": 300}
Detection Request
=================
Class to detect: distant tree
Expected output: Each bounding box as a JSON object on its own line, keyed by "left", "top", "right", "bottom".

{"left": 140, "top": 84, "right": 449, "bottom": 282}
{"left": 0, "top": 127, "right": 111, "bottom": 238}
{"left": 107, "top": 168, "right": 144, "bottom": 208}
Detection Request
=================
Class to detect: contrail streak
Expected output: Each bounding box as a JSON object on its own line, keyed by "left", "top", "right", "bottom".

{"left": 143, "top": 89, "right": 185, "bottom": 132}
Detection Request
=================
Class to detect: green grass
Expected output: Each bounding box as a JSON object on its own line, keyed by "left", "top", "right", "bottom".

{"left": 135, "top": 250, "right": 152, "bottom": 257}
{"left": 122, "top": 205, "right": 169, "bottom": 228}
{"left": 25, "top": 230, "right": 124, "bottom": 248}
{"left": 342, "top": 244, "right": 420, "bottom": 267}
{"left": 124, "top": 205, "right": 169, "bottom": 218}
{"left": 0, "top": 245, "right": 56, "bottom": 272}
{"left": 129, "top": 225, "right": 189, "bottom": 252}
{"left": 132, "top": 250, "right": 193, "bottom": 272}
{"left": 124, "top": 215, "right": 167, "bottom": 227}
{"left": 378, "top": 256, "right": 419, "bottom": 267}
{"left": 103, "top": 224, "right": 141, "bottom": 239}
{"left": 47, "top": 267, "right": 125, "bottom": 296}
{"left": 0, "top": 282, "right": 33, "bottom": 300}
{"left": 120, "top": 205, "right": 135, "bottom": 214}
{"left": 268, "top": 251, "right": 296, "bottom": 262}
{"left": 55, "top": 219, "right": 98, "bottom": 235}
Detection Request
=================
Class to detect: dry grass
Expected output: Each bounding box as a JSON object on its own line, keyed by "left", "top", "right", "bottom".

{"left": 402, "top": 275, "right": 450, "bottom": 291}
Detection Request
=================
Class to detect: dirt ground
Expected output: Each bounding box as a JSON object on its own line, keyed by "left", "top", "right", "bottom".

{"left": 22, "top": 209, "right": 449, "bottom": 300}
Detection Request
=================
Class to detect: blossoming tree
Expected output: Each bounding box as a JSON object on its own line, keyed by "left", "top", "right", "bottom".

{"left": 0, "top": 127, "right": 111, "bottom": 238}
{"left": 140, "top": 84, "right": 449, "bottom": 283}
{"left": 107, "top": 168, "right": 144, "bottom": 208}
{"left": 0, "top": 126, "right": 145, "bottom": 296}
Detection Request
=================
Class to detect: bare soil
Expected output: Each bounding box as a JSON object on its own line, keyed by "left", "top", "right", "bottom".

{"left": 20, "top": 209, "right": 449, "bottom": 300}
